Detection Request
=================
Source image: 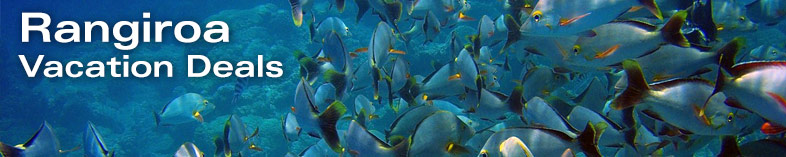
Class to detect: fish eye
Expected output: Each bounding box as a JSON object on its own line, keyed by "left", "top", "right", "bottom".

{"left": 727, "top": 112, "right": 734, "bottom": 122}
{"left": 532, "top": 11, "right": 543, "bottom": 22}
{"left": 572, "top": 45, "right": 581, "bottom": 54}
{"left": 739, "top": 16, "right": 746, "bottom": 21}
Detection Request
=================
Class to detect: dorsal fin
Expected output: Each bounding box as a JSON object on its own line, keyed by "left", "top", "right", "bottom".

{"left": 649, "top": 78, "right": 713, "bottom": 90}
{"left": 730, "top": 61, "right": 786, "bottom": 76}
{"left": 612, "top": 20, "right": 657, "bottom": 31}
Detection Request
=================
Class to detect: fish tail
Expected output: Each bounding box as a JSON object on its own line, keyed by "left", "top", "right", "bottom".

{"left": 621, "top": 107, "right": 639, "bottom": 151}
{"left": 577, "top": 122, "right": 601, "bottom": 157}
{"left": 354, "top": 0, "right": 370, "bottom": 23}
{"left": 0, "top": 142, "right": 22, "bottom": 157}
{"left": 710, "top": 37, "right": 744, "bottom": 103}
{"left": 336, "top": 0, "right": 345, "bottom": 13}
{"left": 502, "top": 14, "right": 521, "bottom": 53}
{"left": 318, "top": 101, "right": 348, "bottom": 153}
{"left": 213, "top": 136, "right": 227, "bottom": 157}
{"left": 661, "top": 10, "right": 689, "bottom": 47}
{"left": 152, "top": 111, "right": 161, "bottom": 126}
{"left": 638, "top": 0, "right": 663, "bottom": 20}
{"left": 719, "top": 135, "right": 741, "bottom": 156}
{"left": 717, "top": 37, "right": 744, "bottom": 72}
{"left": 289, "top": 0, "right": 304, "bottom": 27}
{"left": 324, "top": 69, "right": 347, "bottom": 98}
{"left": 391, "top": 136, "right": 410, "bottom": 156}
{"left": 612, "top": 60, "right": 650, "bottom": 110}
{"left": 508, "top": 85, "right": 525, "bottom": 116}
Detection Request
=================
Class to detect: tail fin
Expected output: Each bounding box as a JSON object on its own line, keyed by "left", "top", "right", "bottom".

{"left": 324, "top": 69, "right": 348, "bottom": 98}
{"left": 153, "top": 111, "right": 161, "bottom": 126}
{"left": 288, "top": 0, "right": 304, "bottom": 27}
{"left": 319, "top": 101, "right": 348, "bottom": 153}
{"left": 577, "top": 122, "right": 601, "bottom": 157}
{"left": 611, "top": 60, "right": 650, "bottom": 110}
{"left": 639, "top": 0, "right": 663, "bottom": 20}
{"left": 213, "top": 137, "right": 226, "bottom": 157}
{"left": 717, "top": 37, "right": 744, "bottom": 72}
{"left": 336, "top": 0, "right": 346, "bottom": 12}
{"left": 508, "top": 85, "right": 525, "bottom": 116}
{"left": 661, "top": 10, "right": 689, "bottom": 47}
{"left": 0, "top": 142, "right": 22, "bottom": 157}
{"left": 502, "top": 14, "right": 522, "bottom": 53}
{"left": 354, "top": 0, "right": 370, "bottom": 23}
{"left": 719, "top": 136, "right": 741, "bottom": 157}
{"left": 391, "top": 136, "right": 410, "bottom": 156}
{"left": 709, "top": 37, "right": 744, "bottom": 103}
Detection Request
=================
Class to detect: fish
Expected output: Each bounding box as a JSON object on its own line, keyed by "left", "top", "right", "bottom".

{"left": 522, "top": 96, "right": 577, "bottom": 135}
{"left": 0, "top": 121, "right": 63, "bottom": 157}
{"left": 634, "top": 38, "right": 742, "bottom": 82}
{"left": 713, "top": 51, "right": 786, "bottom": 128}
{"left": 321, "top": 32, "right": 354, "bottom": 100}
{"left": 175, "top": 142, "right": 203, "bottom": 157}
{"left": 745, "top": 0, "right": 786, "bottom": 25}
{"left": 343, "top": 120, "right": 408, "bottom": 156}
{"left": 456, "top": 48, "right": 482, "bottom": 92}
{"left": 498, "top": 137, "right": 534, "bottom": 157}
{"left": 464, "top": 85, "right": 524, "bottom": 121}
{"left": 389, "top": 56, "right": 410, "bottom": 94}
{"left": 386, "top": 105, "right": 440, "bottom": 145}
{"left": 314, "top": 83, "right": 337, "bottom": 109}
{"left": 287, "top": 0, "right": 315, "bottom": 27}
{"left": 713, "top": 0, "right": 758, "bottom": 33}
{"left": 294, "top": 50, "right": 325, "bottom": 85}
{"left": 408, "top": 111, "right": 475, "bottom": 156}
{"left": 746, "top": 44, "right": 786, "bottom": 61}
{"left": 613, "top": 59, "right": 762, "bottom": 135}
{"left": 310, "top": 17, "right": 351, "bottom": 42}
{"left": 153, "top": 93, "right": 213, "bottom": 126}
{"left": 409, "top": 0, "right": 460, "bottom": 24}
{"left": 232, "top": 77, "right": 249, "bottom": 105}
{"left": 564, "top": 11, "right": 689, "bottom": 70}
{"left": 501, "top": 14, "right": 523, "bottom": 53}
{"left": 322, "top": 31, "right": 353, "bottom": 74}
{"left": 368, "top": 22, "right": 404, "bottom": 102}
{"left": 292, "top": 78, "right": 348, "bottom": 153}
{"left": 478, "top": 15, "right": 498, "bottom": 46}
{"left": 420, "top": 62, "right": 465, "bottom": 99}
{"left": 367, "top": 0, "right": 406, "bottom": 36}
{"left": 282, "top": 112, "right": 302, "bottom": 142}
{"left": 354, "top": 95, "right": 377, "bottom": 126}
{"left": 477, "top": 122, "right": 602, "bottom": 157}
{"left": 213, "top": 115, "right": 261, "bottom": 157}
{"left": 567, "top": 106, "right": 627, "bottom": 148}
{"left": 521, "top": 66, "right": 568, "bottom": 100}
{"left": 415, "top": 11, "right": 441, "bottom": 44}
{"left": 84, "top": 121, "right": 114, "bottom": 157}
{"left": 519, "top": 0, "right": 663, "bottom": 36}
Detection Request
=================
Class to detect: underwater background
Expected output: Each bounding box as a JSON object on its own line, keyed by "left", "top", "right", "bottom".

{"left": 3, "top": 0, "right": 786, "bottom": 156}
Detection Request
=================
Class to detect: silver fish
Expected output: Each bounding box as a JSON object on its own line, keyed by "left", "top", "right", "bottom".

{"left": 153, "top": 93, "right": 213, "bottom": 126}
{"left": 174, "top": 142, "right": 203, "bottom": 157}
{"left": 84, "top": 121, "right": 113, "bottom": 157}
